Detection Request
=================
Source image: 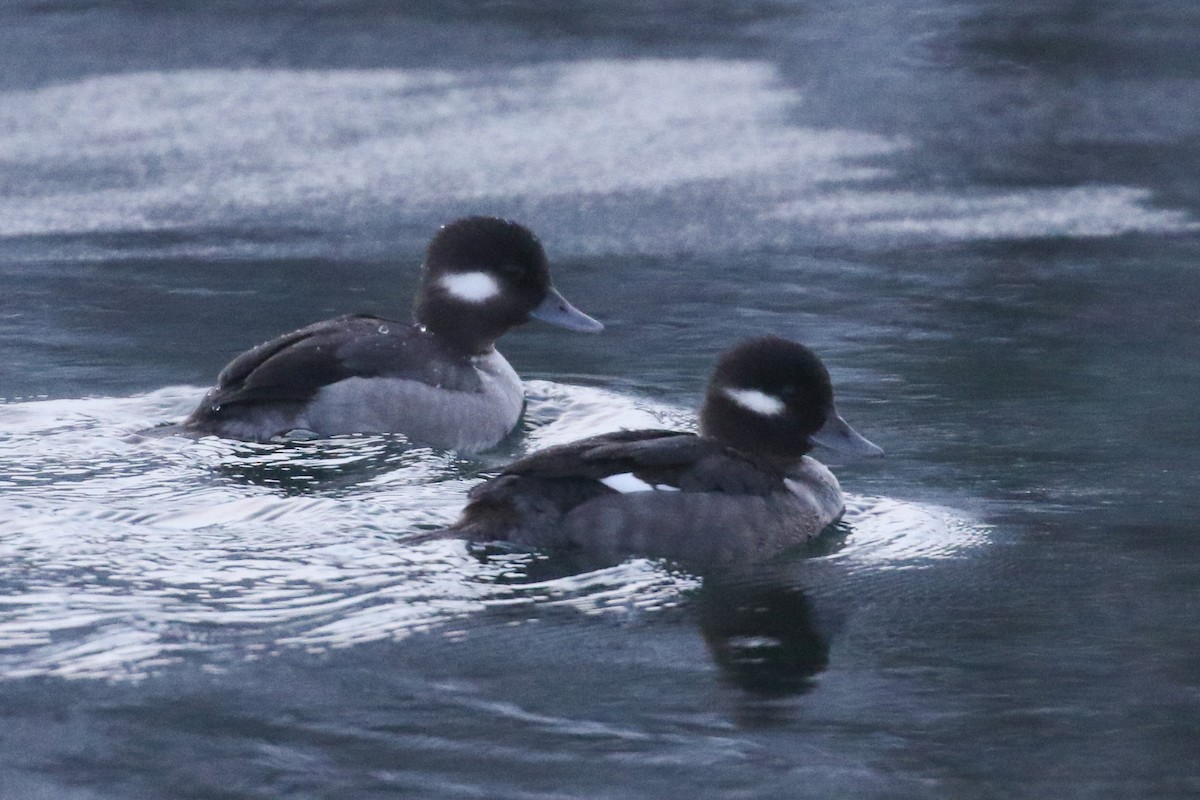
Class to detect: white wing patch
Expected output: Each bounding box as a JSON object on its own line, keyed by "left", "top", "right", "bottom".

{"left": 723, "top": 387, "right": 786, "bottom": 416}
{"left": 599, "top": 473, "right": 681, "bottom": 493}
{"left": 440, "top": 271, "right": 501, "bottom": 303}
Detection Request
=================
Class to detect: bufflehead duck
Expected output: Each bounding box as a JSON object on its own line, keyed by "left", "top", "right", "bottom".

{"left": 443, "top": 336, "right": 882, "bottom": 564}
{"left": 183, "top": 217, "right": 602, "bottom": 451}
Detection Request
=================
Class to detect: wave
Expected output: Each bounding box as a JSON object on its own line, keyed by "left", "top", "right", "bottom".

{"left": 0, "top": 381, "right": 988, "bottom": 680}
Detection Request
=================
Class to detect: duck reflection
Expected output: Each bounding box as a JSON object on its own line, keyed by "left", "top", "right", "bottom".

{"left": 204, "top": 435, "right": 457, "bottom": 495}
{"left": 695, "top": 574, "right": 830, "bottom": 696}
{"left": 461, "top": 539, "right": 833, "bottom": 697}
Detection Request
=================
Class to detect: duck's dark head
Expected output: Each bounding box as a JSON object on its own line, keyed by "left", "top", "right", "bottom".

{"left": 414, "top": 217, "right": 602, "bottom": 354}
{"left": 700, "top": 336, "right": 882, "bottom": 461}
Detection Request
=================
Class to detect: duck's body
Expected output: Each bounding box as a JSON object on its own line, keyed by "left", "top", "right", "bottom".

{"left": 183, "top": 218, "right": 601, "bottom": 451}
{"left": 444, "top": 337, "right": 882, "bottom": 564}
{"left": 189, "top": 314, "right": 525, "bottom": 451}
{"left": 450, "top": 429, "right": 847, "bottom": 563}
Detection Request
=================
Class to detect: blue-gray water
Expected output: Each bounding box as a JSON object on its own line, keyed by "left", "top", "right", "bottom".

{"left": 2, "top": 1, "right": 1199, "bottom": 797}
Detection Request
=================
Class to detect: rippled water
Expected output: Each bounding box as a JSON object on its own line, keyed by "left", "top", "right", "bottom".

{"left": 0, "top": 383, "right": 983, "bottom": 684}
{"left": 3, "top": 1, "right": 1200, "bottom": 798}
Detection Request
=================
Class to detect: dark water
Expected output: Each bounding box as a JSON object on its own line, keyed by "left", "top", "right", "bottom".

{"left": 2, "top": 1, "right": 1199, "bottom": 797}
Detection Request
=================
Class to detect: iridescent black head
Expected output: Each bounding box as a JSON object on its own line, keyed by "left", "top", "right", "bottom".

{"left": 414, "top": 217, "right": 602, "bottom": 353}
{"left": 700, "top": 336, "right": 882, "bottom": 460}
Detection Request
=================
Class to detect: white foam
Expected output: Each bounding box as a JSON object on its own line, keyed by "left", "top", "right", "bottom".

{"left": 0, "top": 61, "right": 899, "bottom": 241}
{"left": 0, "top": 60, "right": 1192, "bottom": 250}
{"left": 764, "top": 186, "right": 1200, "bottom": 241}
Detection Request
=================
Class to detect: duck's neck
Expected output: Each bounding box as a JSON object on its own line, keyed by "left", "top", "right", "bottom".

{"left": 413, "top": 302, "right": 508, "bottom": 356}
{"left": 705, "top": 433, "right": 810, "bottom": 475}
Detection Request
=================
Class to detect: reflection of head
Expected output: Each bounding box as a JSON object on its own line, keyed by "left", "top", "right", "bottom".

{"left": 696, "top": 579, "right": 829, "bottom": 696}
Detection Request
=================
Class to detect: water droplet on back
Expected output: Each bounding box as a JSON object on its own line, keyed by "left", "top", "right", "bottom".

{"left": 378, "top": 325, "right": 389, "bottom": 334}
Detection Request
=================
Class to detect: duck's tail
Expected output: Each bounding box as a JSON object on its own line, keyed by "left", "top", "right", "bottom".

{"left": 403, "top": 527, "right": 465, "bottom": 545}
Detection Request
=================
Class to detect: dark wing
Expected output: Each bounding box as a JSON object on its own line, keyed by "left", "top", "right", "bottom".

{"left": 209, "top": 315, "right": 362, "bottom": 407}
{"left": 204, "top": 314, "right": 478, "bottom": 409}
{"left": 451, "top": 430, "right": 787, "bottom": 543}
{"left": 502, "top": 429, "right": 786, "bottom": 494}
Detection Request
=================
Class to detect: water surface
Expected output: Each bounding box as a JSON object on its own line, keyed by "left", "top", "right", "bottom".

{"left": 2, "top": 1, "right": 1199, "bottom": 797}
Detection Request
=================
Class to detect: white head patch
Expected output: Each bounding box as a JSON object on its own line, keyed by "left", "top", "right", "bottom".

{"left": 440, "top": 271, "right": 501, "bottom": 303}
{"left": 723, "top": 387, "right": 786, "bottom": 416}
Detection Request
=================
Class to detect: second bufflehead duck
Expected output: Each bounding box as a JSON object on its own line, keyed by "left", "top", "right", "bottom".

{"left": 183, "top": 217, "right": 603, "bottom": 451}
{"left": 442, "top": 336, "right": 882, "bottom": 564}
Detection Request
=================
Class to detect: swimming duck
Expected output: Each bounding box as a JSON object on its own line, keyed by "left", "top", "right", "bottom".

{"left": 183, "top": 217, "right": 602, "bottom": 451}
{"left": 444, "top": 336, "right": 882, "bottom": 564}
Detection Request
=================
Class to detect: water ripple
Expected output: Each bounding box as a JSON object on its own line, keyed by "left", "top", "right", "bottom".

{"left": 0, "top": 383, "right": 985, "bottom": 680}
{"left": 0, "top": 383, "right": 695, "bottom": 679}
{"left": 834, "top": 494, "right": 989, "bottom": 569}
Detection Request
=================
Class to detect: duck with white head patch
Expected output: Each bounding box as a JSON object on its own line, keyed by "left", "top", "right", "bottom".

{"left": 183, "top": 217, "right": 602, "bottom": 451}
{"left": 441, "top": 336, "right": 882, "bottom": 564}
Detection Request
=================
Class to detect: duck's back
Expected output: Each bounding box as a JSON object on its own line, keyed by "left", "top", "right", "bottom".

{"left": 450, "top": 430, "right": 845, "bottom": 564}
{"left": 185, "top": 315, "right": 523, "bottom": 450}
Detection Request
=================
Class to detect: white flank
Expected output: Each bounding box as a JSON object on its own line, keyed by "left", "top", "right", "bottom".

{"left": 599, "top": 473, "right": 681, "bottom": 493}
{"left": 600, "top": 473, "right": 654, "bottom": 493}
{"left": 723, "top": 387, "right": 786, "bottom": 416}
{"left": 440, "top": 271, "right": 500, "bottom": 303}
{"left": 598, "top": 473, "right": 651, "bottom": 493}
